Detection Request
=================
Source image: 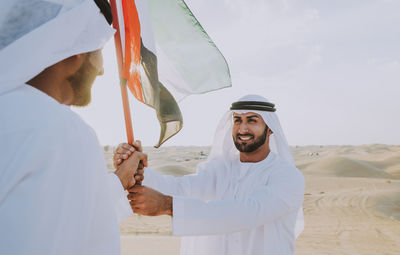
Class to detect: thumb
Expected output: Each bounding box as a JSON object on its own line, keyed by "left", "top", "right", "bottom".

{"left": 137, "top": 152, "right": 148, "bottom": 167}
{"left": 127, "top": 177, "right": 136, "bottom": 189}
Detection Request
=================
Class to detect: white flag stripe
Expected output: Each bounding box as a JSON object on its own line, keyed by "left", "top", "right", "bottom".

{"left": 116, "top": 0, "right": 125, "bottom": 58}
{"left": 136, "top": 0, "right": 157, "bottom": 54}
{"left": 147, "top": 0, "right": 231, "bottom": 100}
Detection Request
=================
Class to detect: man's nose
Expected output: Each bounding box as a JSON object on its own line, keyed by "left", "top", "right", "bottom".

{"left": 238, "top": 122, "right": 249, "bottom": 133}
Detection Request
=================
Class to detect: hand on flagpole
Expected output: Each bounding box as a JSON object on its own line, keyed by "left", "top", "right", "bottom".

{"left": 114, "top": 149, "right": 147, "bottom": 190}
{"left": 114, "top": 141, "right": 145, "bottom": 186}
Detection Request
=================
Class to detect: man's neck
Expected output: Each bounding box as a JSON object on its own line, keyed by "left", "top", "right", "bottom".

{"left": 27, "top": 68, "right": 74, "bottom": 105}
{"left": 239, "top": 145, "right": 271, "bottom": 163}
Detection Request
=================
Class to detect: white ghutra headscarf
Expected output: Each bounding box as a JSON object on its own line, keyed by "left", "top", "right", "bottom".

{"left": 209, "top": 94, "right": 294, "bottom": 165}
{"left": 208, "top": 94, "right": 304, "bottom": 238}
{"left": 0, "top": 0, "right": 115, "bottom": 95}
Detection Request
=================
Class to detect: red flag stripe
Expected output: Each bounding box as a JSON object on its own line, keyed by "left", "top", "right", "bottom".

{"left": 121, "top": 0, "right": 143, "bottom": 102}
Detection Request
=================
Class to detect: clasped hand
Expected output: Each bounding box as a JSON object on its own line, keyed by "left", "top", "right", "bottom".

{"left": 114, "top": 141, "right": 147, "bottom": 190}
{"left": 114, "top": 142, "right": 172, "bottom": 217}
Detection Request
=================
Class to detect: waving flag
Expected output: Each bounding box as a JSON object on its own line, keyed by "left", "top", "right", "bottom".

{"left": 110, "top": 0, "right": 231, "bottom": 147}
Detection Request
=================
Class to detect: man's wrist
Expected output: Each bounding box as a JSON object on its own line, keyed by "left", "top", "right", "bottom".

{"left": 162, "top": 195, "right": 173, "bottom": 216}
{"left": 114, "top": 170, "right": 127, "bottom": 189}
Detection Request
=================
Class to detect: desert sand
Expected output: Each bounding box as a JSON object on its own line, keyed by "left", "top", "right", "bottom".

{"left": 103, "top": 144, "right": 400, "bottom": 255}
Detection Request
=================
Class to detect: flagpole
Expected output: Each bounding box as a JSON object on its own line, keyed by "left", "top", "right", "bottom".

{"left": 110, "top": 0, "right": 134, "bottom": 145}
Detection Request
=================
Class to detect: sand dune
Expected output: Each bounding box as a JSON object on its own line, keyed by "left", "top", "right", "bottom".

{"left": 298, "top": 176, "right": 400, "bottom": 255}
{"left": 386, "top": 167, "right": 400, "bottom": 179}
{"left": 300, "top": 156, "right": 393, "bottom": 178}
{"left": 367, "top": 190, "right": 400, "bottom": 221}
{"left": 151, "top": 164, "right": 194, "bottom": 177}
{"left": 103, "top": 144, "right": 400, "bottom": 255}
{"left": 366, "top": 154, "right": 400, "bottom": 179}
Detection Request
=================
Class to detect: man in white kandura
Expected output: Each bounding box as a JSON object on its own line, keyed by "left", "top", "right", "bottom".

{"left": 0, "top": 1, "right": 146, "bottom": 254}
{"left": 115, "top": 95, "right": 305, "bottom": 255}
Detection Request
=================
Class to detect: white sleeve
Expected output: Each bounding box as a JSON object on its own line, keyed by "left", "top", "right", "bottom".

{"left": 171, "top": 168, "right": 305, "bottom": 236}
{"left": 142, "top": 167, "right": 191, "bottom": 196}
{"left": 142, "top": 162, "right": 220, "bottom": 201}
{"left": 107, "top": 173, "right": 132, "bottom": 223}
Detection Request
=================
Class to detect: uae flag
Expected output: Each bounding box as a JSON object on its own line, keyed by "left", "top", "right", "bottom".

{"left": 110, "top": 0, "right": 231, "bottom": 147}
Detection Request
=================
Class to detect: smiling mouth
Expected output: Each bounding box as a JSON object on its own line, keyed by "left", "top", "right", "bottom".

{"left": 237, "top": 135, "right": 254, "bottom": 141}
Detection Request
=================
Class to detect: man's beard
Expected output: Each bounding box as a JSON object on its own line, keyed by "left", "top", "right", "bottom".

{"left": 233, "top": 125, "right": 268, "bottom": 153}
{"left": 67, "top": 55, "right": 98, "bottom": 107}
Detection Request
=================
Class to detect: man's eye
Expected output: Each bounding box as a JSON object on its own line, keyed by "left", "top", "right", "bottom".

{"left": 248, "top": 119, "right": 256, "bottom": 123}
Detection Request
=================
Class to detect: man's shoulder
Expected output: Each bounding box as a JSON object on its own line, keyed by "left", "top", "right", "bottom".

{"left": 0, "top": 85, "right": 100, "bottom": 161}
{"left": 0, "top": 85, "right": 93, "bottom": 136}
{"left": 270, "top": 154, "right": 304, "bottom": 181}
{"left": 197, "top": 155, "right": 230, "bottom": 173}
{"left": 0, "top": 86, "right": 103, "bottom": 178}
{"left": 265, "top": 154, "right": 305, "bottom": 194}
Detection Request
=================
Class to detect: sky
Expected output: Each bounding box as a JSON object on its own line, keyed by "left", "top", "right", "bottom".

{"left": 73, "top": 0, "right": 400, "bottom": 147}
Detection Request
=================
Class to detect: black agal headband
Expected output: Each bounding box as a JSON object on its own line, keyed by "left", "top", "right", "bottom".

{"left": 94, "top": 0, "right": 113, "bottom": 25}
{"left": 230, "top": 101, "right": 276, "bottom": 112}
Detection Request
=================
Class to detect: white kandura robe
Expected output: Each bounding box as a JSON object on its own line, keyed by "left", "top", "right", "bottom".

{"left": 143, "top": 151, "right": 305, "bottom": 255}
{"left": 0, "top": 85, "right": 131, "bottom": 255}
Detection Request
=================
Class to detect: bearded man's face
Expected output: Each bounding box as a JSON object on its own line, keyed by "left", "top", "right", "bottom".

{"left": 67, "top": 50, "right": 103, "bottom": 107}
{"left": 232, "top": 112, "right": 269, "bottom": 153}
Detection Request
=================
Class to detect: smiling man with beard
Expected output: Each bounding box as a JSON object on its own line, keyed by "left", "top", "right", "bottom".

{"left": 115, "top": 94, "right": 305, "bottom": 255}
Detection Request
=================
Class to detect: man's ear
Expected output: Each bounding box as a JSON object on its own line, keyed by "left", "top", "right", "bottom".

{"left": 268, "top": 129, "right": 273, "bottom": 135}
